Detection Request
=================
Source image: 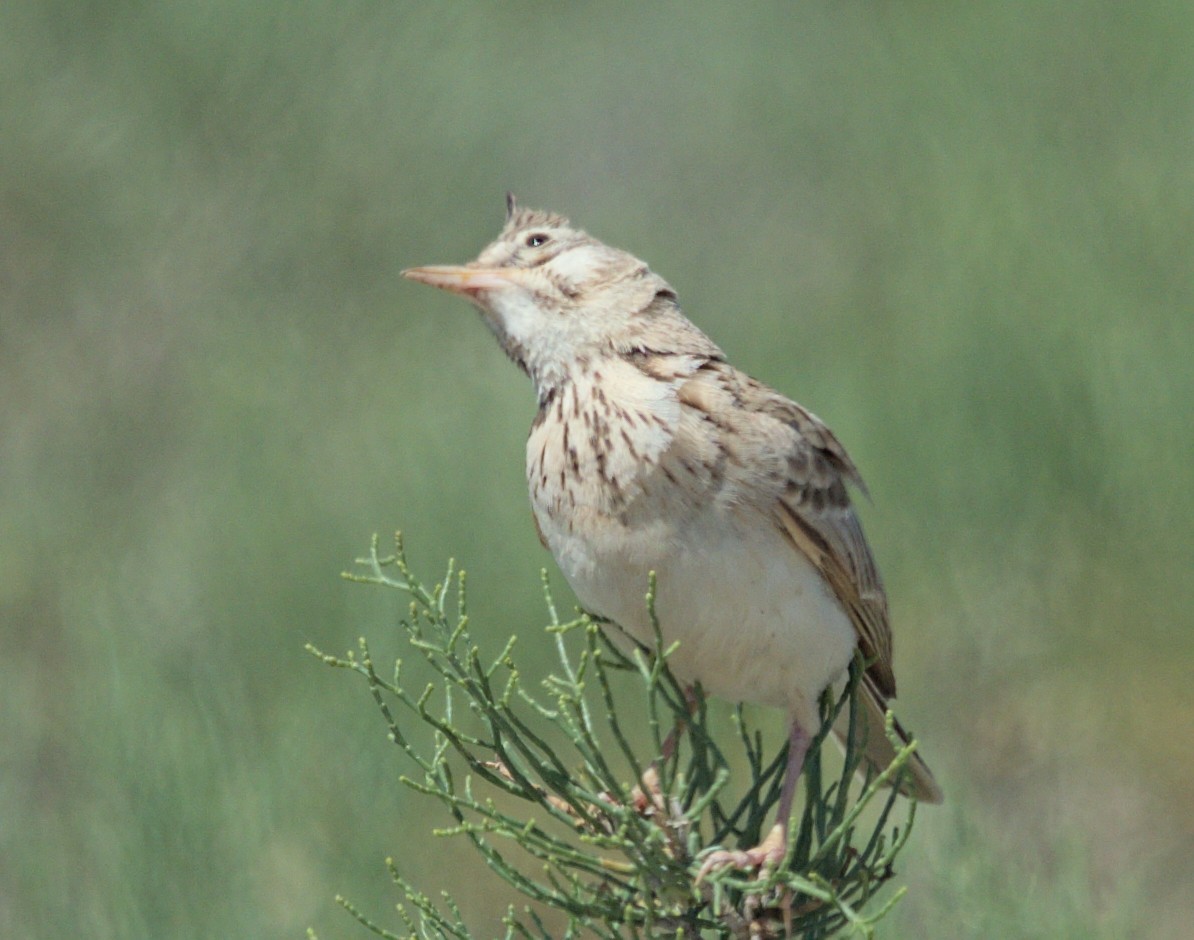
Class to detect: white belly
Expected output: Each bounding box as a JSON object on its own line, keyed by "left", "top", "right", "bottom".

{"left": 541, "top": 502, "right": 857, "bottom": 733}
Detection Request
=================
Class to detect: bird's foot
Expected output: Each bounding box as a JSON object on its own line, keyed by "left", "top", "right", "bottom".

{"left": 485, "top": 760, "right": 674, "bottom": 834}
{"left": 484, "top": 759, "right": 610, "bottom": 826}
{"left": 629, "top": 765, "right": 667, "bottom": 817}
{"left": 696, "top": 822, "right": 788, "bottom": 883}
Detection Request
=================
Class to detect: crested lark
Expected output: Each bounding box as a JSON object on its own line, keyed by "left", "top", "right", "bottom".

{"left": 403, "top": 196, "right": 942, "bottom": 873}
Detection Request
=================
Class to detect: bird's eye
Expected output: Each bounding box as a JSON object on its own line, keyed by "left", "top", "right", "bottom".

{"left": 525, "top": 233, "right": 549, "bottom": 248}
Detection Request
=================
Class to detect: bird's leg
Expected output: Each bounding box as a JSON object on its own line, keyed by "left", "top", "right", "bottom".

{"left": 662, "top": 685, "right": 701, "bottom": 760}
{"left": 633, "top": 686, "right": 700, "bottom": 815}
{"left": 771, "top": 721, "right": 812, "bottom": 847}
{"left": 696, "top": 720, "right": 811, "bottom": 881}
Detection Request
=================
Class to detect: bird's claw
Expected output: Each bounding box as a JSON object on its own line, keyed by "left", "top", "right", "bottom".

{"left": 630, "top": 765, "right": 667, "bottom": 817}
{"left": 696, "top": 823, "right": 787, "bottom": 883}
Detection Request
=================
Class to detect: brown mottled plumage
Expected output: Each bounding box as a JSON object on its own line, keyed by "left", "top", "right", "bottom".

{"left": 403, "top": 197, "right": 942, "bottom": 875}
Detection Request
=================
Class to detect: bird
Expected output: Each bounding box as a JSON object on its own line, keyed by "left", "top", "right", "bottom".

{"left": 402, "top": 194, "right": 942, "bottom": 875}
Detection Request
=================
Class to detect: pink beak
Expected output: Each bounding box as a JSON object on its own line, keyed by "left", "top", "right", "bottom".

{"left": 402, "top": 265, "right": 525, "bottom": 297}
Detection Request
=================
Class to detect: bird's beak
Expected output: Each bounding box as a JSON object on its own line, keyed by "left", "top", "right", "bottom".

{"left": 402, "top": 265, "right": 525, "bottom": 297}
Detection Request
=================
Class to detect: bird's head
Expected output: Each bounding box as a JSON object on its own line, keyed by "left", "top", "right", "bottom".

{"left": 403, "top": 195, "right": 690, "bottom": 390}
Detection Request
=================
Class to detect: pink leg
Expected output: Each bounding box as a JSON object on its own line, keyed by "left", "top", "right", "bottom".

{"left": 696, "top": 719, "right": 811, "bottom": 882}
{"left": 635, "top": 688, "right": 700, "bottom": 813}
{"left": 775, "top": 722, "right": 811, "bottom": 833}
{"left": 660, "top": 686, "right": 701, "bottom": 762}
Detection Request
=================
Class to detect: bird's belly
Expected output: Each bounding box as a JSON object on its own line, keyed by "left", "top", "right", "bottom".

{"left": 541, "top": 505, "right": 856, "bottom": 730}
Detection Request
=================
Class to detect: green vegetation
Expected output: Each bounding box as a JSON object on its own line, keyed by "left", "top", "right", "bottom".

{"left": 312, "top": 535, "right": 918, "bottom": 938}
{"left": 2, "top": 3, "right": 1190, "bottom": 938}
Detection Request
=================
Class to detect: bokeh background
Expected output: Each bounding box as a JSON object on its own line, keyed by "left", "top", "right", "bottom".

{"left": 3, "top": 3, "right": 1192, "bottom": 937}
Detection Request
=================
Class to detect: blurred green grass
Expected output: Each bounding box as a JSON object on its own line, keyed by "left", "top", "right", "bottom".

{"left": 2, "top": 2, "right": 1191, "bottom": 937}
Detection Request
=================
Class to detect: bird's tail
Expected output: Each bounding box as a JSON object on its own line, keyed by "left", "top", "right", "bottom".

{"left": 832, "top": 672, "right": 944, "bottom": 804}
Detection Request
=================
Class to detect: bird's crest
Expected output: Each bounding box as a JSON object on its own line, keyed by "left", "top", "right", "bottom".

{"left": 502, "top": 193, "right": 572, "bottom": 237}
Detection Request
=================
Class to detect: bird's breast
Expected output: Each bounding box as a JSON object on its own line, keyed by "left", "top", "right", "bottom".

{"left": 526, "top": 359, "right": 681, "bottom": 520}
{"left": 522, "top": 358, "right": 857, "bottom": 724}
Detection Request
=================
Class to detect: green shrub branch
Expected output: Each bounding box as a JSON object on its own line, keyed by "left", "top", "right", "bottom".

{"left": 308, "top": 533, "right": 921, "bottom": 939}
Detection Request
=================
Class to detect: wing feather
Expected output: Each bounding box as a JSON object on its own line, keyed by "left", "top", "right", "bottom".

{"left": 732, "top": 371, "right": 897, "bottom": 698}
{"left": 663, "top": 359, "right": 942, "bottom": 802}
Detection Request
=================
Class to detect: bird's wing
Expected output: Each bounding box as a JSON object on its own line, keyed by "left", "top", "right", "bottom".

{"left": 700, "top": 364, "right": 897, "bottom": 698}
{"left": 775, "top": 493, "right": 895, "bottom": 698}
{"left": 676, "top": 361, "right": 940, "bottom": 798}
